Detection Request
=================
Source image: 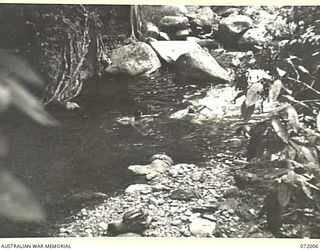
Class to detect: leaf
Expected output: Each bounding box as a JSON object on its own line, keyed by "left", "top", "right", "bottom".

{"left": 0, "top": 170, "right": 45, "bottom": 222}
{"left": 4, "top": 77, "right": 58, "bottom": 127}
{"left": 264, "top": 168, "right": 289, "bottom": 179}
{"left": 269, "top": 79, "right": 282, "bottom": 102}
{"left": 298, "top": 65, "right": 310, "bottom": 74}
{"left": 276, "top": 67, "right": 287, "bottom": 77}
{"left": 293, "top": 174, "right": 314, "bottom": 200}
{"left": 241, "top": 101, "right": 255, "bottom": 121}
{"left": 245, "top": 82, "right": 264, "bottom": 106}
{"left": 296, "top": 145, "right": 319, "bottom": 165}
{"left": 287, "top": 106, "right": 300, "bottom": 131}
{"left": 277, "top": 182, "right": 292, "bottom": 207}
{"left": 272, "top": 118, "right": 288, "bottom": 143}
{"left": 0, "top": 50, "right": 42, "bottom": 86}
{"left": 282, "top": 95, "right": 311, "bottom": 110}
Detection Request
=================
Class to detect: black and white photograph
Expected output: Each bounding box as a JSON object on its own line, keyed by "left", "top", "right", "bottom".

{"left": 0, "top": 3, "right": 319, "bottom": 242}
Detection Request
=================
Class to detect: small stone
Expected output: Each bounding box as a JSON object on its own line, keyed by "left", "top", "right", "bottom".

{"left": 222, "top": 211, "right": 230, "bottom": 217}
{"left": 184, "top": 210, "right": 192, "bottom": 216}
{"left": 98, "top": 222, "right": 109, "bottom": 231}
{"left": 80, "top": 208, "right": 88, "bottom": 216}
{"left": 85, "top": 228, "right": 93, "bottom": 235}
{"left": 189, "top": 218, "right": 217, "bottom": 237}
{"left": 125, "top": 184, "right": 152, "bottom": 194}
{"left": 170, "top": 188, "right": 199, "bottom": 201}
{"left": 170, "top": 219, "right": 183, "bottom": 226}
{"left": 190, "top": 170, "right": 204, "bottom": 181}
{"left": 169, "top": 168, "right": 179, "bottom": 177}
{"left": 149, "top": 153, "right": 174, "bottom": 165}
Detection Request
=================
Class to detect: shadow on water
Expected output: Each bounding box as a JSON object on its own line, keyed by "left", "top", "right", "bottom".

{"left": 0, "top": 70, "right": 237, "bottom": 237}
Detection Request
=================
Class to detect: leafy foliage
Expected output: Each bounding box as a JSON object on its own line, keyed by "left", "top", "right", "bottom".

{"left": 0, "top": 51, "right": 56, "bottom": 222}
{"left": 235, "top": 6, "right": 320, "bottom": 237}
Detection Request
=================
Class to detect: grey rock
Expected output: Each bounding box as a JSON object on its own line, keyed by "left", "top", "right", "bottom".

{"left": 170, "top": 219, "right": 183, "bottom": 226}
{"left": 150, "top": 41, "right": 201, "bottom": 63}
{"left": 125, "top": 184, "right": 153, "bottom": 194}
{"left": 98, "top": 222, "right": 109, "bottom": 231}
{"left": 219, "top": 14, "right": 253, "bottom": 35}
{"left": 238, "top": 27, "right": 269, "bottom": 45}
{"left": 194, "top": 7, "right": 218, "bottom": 27}
{"left": 105, "top": 42, "right": 161, "bottom": 76}
{"left": 189, "top": 218, "right": 217, "bottom": 237}
{"left": 128, "top": 159, "right": 169, "bottom": 176}
{"left": 159, "top": 16, "right": 189, "bottom": 32}
{"left": 190, "top": 170, "right": 204, "bottom": 181}
{"left": 174, "top": 46, "right": 231, "bottom": 84}
{"left": 218, "top": 15, "right": 253, "bottom": 45}
{"left": 149, "top": 153, "right": 174, "bottom": 165}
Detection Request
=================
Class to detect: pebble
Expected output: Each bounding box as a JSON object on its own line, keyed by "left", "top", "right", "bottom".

{"left": 170, "top": 219, "right": 183, "bottom": 226}
{"left": 98, "top": 222, "right": 109, "bottom": 231}
{"left": 189, "top": 218, "right": 217, "bottom": 237}
{"left": 190, "top": 170, "right": 204, "bottom": 181}
{"left": 125, "top": 184, "right": 152, "bottom": 194}
{"left": 81, "top": 208, "right": 88, "bottom": 216}
{"left": 168, "top": 169, "right": 179, "bottom": 177}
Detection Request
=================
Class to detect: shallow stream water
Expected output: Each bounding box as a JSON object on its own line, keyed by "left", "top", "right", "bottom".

{"left": 1, "top": 71, "right": 245, "bottom": 236}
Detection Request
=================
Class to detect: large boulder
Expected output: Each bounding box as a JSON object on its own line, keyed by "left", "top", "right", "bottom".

{"left": 174, "top": 46, "right": 231, "bottom": 84}
{"left": 161, "top": 5, "right": 188, "bottom": 16}
{"left": 159, "top": 16, "right": 189, "bottom": 32}
{"left": 139, "top": 5, "right": 188, "bottom": 28}
{"left": 218, "top": 14, "right": 253, "bottom": 45}
{"left": 189, "top": 7, "right": 219, "bottom": 35}
{"left": 194, "top": 7, "right": 218, "bottom": 28}
{"left": 105, "top": 42, "right": 161, "bottom": 76}
{"left": 150, "top": 41, "right": 202, "bottom": 63}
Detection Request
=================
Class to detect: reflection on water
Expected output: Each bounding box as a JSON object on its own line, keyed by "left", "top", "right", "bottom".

{"left": 1, "top": 71, "right": 243, "bottom": 236}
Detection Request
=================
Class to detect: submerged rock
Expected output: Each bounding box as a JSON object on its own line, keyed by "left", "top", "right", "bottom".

{"left": 104, "top": 42, "right": 161, "bottom": 76}
{"left": 174, "top": 47, "right": 231, "bottom": 84}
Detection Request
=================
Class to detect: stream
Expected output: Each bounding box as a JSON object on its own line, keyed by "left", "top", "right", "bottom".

{"left": 1, "top": 70, "right": 246, "bottom": 237}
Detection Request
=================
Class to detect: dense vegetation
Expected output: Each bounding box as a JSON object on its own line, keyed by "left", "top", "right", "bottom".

{"left": 234, "top": 6, "right": 320, "bottom": 237}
